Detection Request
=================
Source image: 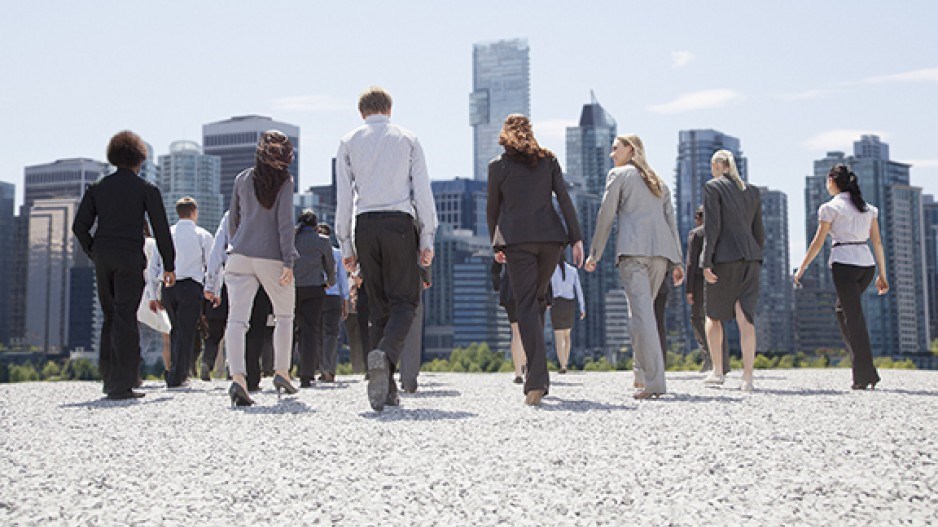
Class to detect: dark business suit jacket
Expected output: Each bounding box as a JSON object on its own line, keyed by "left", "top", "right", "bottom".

{"left": 702, "top": 177, "right": 764, "bottom": 268}
{"left": 486, "top": 155, "right": 582, "bottom": 248}
{"left": 685, "top": 225, "right": 704, "bottom": 292}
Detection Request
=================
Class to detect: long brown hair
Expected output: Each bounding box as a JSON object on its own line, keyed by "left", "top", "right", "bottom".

{"left": 254, "top": 130, "right": 294, "bottom": 209}
{"left": 498, "top": 114, "right": 553, "bottom": 168}
{"left": 618, "top": 134, "right": 663, "bottom": 198}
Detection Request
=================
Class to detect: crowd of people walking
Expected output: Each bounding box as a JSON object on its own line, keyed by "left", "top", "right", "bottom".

{"left": 72, "top": 86, "right": 891, "bottom": 408}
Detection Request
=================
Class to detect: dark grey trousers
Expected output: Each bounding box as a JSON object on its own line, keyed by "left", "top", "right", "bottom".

{"left": 399, "top": 299, "right": 424, "bottom": 390}
{"left": 321, "top": 295, "right": 343, "bottom": 375}
{"left": 831, "top": 263, "right": 880, "bottom": 386}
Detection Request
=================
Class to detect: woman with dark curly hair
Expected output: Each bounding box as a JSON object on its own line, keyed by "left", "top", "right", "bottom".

{"left": 487, "top": 114, "right": 583, "bottom": 406}
{"left": 73, "top": 130, "right": 176, "bottom": 400}
{"left": 219, "top": 130, "right": 300, "bottom": 406}
{"left": 794, "top": 163, "right": 889, "bottom": 390}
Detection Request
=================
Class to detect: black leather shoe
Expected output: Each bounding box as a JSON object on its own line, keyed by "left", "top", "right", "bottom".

{"left": 513, "top": 376, "right": 523, "bottom": 384}
{"left": 107, "top": 390, "right": 145, "bottom": 400}
{"left": 300, "top": 377, "right": 314, "bottom": 388}
{"left": 386, "top": 380, "right": 400, "bottom": 406}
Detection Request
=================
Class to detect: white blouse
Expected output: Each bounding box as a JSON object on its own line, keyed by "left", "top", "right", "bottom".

{"left": 817, "top": 192, "right": 878, "bottom": 268}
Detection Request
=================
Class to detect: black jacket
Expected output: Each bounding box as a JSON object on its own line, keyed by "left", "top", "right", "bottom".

{"left": 702, "top": 177, "right": 764, "bottom": 267}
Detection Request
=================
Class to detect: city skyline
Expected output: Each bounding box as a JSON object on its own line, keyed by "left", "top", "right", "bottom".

{"left": 2, "top": 2, "right": 936, "bottom": 262}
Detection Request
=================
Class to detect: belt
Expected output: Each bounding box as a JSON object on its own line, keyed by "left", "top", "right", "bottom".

{"left": 357, "top": 211, "right": 412, "bottom": 220}
{"left": 832, "top": 241, "right": 867, "bottom": 247}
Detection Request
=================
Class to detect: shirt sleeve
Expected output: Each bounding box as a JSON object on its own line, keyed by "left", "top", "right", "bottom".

{"left": 323, "top": 239, "right": 337, "bottom": 287}
{"left": 277, "top": 179, "right": 297, "bottom": 269}
{"left": 72, "top": 186, "right": 97, "bottom": 260}
{"left": 410, "top": 137, "right": 438, "bottom": 252}
{"left": 337, "top": 254, "right": 350, "bottom": 300}
{"left": 588, "top": 169, "right": 625, "bottom": 261}
{"left": 551, "top": 158, "right": 582, "bottom": 243}
{"left": 146, "top": 185, "right": 176, "bottom": 273}
{"left": 702, "top": 183, "right": 721, "bottom": 269}
{"left": 200, "top": 229, "right": 215, "bottom": 286}
{"left": 146, "top": 242, "right": 163, "bottom": 302}
{"left": 573, "top": 268, "right": 585, "bottom": 314}
{"left": 818, "top": 203, "right": 835, "bottom": 223}
{"left": 335, "top": 140, "right": 356, "bottom": 259}
{"left": 205, "top": 213, "right": 228, "bottom": 294}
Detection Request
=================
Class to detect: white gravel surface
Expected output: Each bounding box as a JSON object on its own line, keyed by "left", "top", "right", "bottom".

{"left": 1, "top": 369, "right": 936, "bottom": 526}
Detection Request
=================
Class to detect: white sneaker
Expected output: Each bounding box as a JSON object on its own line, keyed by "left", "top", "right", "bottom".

{"left": 703, "top": 372, "right": 725, "bottom": 385}
{"left": 740, "top": 379, "right": 754, "bottom": 393}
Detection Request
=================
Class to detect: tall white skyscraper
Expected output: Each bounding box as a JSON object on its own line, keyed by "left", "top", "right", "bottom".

{"left": 157, "top": 141, "right": 224, "bottom": 232}
{"left": 470, "top": 38, "right": 530, "bottom": 180}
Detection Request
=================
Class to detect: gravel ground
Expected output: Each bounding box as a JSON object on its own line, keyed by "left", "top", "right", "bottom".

{"left": 1, "top": 369, "right": 936, "bottom": 526}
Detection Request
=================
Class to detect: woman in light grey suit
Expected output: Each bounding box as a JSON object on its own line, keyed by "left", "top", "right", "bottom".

{"left": 585, "top": 134, "right": 684, "bottom": 399}
{"left": 701, "top": 149, "right": 764, "bottom": 392}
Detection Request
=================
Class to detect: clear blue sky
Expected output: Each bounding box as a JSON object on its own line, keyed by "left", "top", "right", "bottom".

{"left": 2, "top": 1, "right": 936, "bottom": 259}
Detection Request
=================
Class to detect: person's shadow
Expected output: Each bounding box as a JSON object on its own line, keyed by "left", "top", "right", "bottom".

{"left": 537, "top": 397, "right": 633, "bottom": 412}
{"left": 359, "top": 408, "right": 475, "bottom": 421}
{"left": 403, "top": 389, "right": 461, "bottom": 399}
{"left": 231, "top": 398, "right": 315, "bottom": 415}
{"left": 59, "top": 396, "right": 173, "bottom": 409}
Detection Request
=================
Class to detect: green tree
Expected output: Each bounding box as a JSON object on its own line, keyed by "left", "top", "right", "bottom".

{"left": 41, "top": 361, "right": 61, "bottom": 380}
{"left": 9, "top": 363, "right": 40, "bottom": 382}
{"left": 583, "top": 357, "right": 615, "bottom": 371}
{"left": 931, "top": 338, "right": 938, "bottom": 357}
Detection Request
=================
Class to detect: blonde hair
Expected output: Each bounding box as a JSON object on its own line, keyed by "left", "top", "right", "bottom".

{"left": 711, "top": 149, "right": 745, "bottom": 190}
{"left": 618, "top": 134, "right": 663, "bottom": 198}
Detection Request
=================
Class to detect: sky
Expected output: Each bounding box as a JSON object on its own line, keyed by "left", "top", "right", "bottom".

{"left": 1, "top": 1, "right": 936, "bottom": 260}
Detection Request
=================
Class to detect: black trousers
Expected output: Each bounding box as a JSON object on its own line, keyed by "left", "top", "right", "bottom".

{"left": 357, "top": 286, "right": 371, "bottom": 358}
{"left": 295, "top": 285, "right": 326, "bottom": 380}
{"left": 504, "top": 242, "right": 564, "bottom": 395}
{"left": 346, "top": 313, "right": 366, "bottom": 373}
{"left": 354, "top": 213, "right": 420, "bottom": 367}
{"left": 831, "top": 263, "right": 880, "bottom": 386}
{"left": 162, "top": 278, "right": 204, "bottom": 386}
{"left": 94, "top": 249, "right": 146, "bottom": 395}
{"left": 321, "top": 295, "right": 344, "bottom": 375}
{"left": 690, "top": 275, "right": 730, "bottom": 373}
{"left": 202, "top": 286, "right": 228, "bottom": 373}
{"left": 654, "top": 282, "right": 669, "bottom": 364}
{"left": 246, "top": 287, "right": 274, "bottom": 390}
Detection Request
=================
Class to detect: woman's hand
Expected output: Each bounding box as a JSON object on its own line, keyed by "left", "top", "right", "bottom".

{"left": 579, "top": 311, "right": 586, "bottom": 320}
{"left": 703, "top": 268, "right": 718, "bottom": 284}
{"left": 793, "top": 269, "right": 804, "bottom": 287}
{"left": 279, "top": 267, "right": 294, "bottom": 286}
{"left": 584, "top": 256, "right": 597, "bottom": 273}
{"left": 494, "top": 251, "right": 506, "bottom": 264}
{"left": 876, "top": 275, "right": 889, "bottom": 295}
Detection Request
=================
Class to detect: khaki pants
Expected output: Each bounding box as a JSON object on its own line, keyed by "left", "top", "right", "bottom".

{"left": 224, "top": 254, "right": 295, "bottom": 376}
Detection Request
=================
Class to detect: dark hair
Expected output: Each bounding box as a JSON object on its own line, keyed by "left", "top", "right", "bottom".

{"left": 318, "top": 223, "right": 332, "bottom": 236}
{"left": 175, "top": 196, "right": 198, "bottom": 219}
{"left": 358, "top": 86, "right": 393, "bottom": 116}
{"left": 558, "top": 256, "right": 567, "bottom": 281}
{"left": 498, "top": 114, "right": 553, "bottom": 168}
{"left": 106, "top": 130, "right": 148, "bottom": 169}
{"left": 828, "top": 164, "right": 868, "bottom": 212}
{"left": 694, "top": 205, "right": 704, "bottom": 219}
{"left": 254, "top": 130, "right": 294, "bottom": 209}
{"left": 297, "top": 208, "right": 318, "bottom": 227}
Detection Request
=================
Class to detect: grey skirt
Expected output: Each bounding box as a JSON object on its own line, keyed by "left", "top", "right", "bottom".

{"left": 550, "top": 297, "right": 576, "bottom": 330}
{"left": 704, "top": 260, "right": 761, "bottom": 323}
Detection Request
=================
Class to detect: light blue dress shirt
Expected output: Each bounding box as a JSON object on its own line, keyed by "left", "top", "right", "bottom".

{"left": 325, "top": 247, "right": 350, "bottom": 299}
{"left": 550, "top": 262, "right": 585, "bottom": 314}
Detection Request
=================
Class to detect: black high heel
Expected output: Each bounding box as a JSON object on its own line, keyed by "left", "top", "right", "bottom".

{"left": 229, "top": 382, "right": 254, "bottom": 407}
{"left": 273, "top": 374, "right": 298, "bottom": 395}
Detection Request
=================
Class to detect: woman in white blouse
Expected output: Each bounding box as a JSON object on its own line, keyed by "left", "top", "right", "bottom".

{"left": 794, "top": 164, "right": 889, "bottom": 390}
{"left": 549, "top": 258, "right": 585, "bottom": 374}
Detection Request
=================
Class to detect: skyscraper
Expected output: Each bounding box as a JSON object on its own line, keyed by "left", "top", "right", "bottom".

{"left": 565, "top": 94, "right": 618, "bottom": 355}
{"left": 470, "top": 38, "right": 530, "bottom": 181}
{"left": 157, "top": 140, "right": 224, "bottom": 232}
{"left": 0, "top": 182, "right": 14, "bottom": 345}
{"left": 755, "top": 187, "right": 793, "bottom": 353}
{"left": 922, "top": 195, "right": 938, "bottom": 342}
{"left": 23, "top": 158, "right": 110, "bottom": 209}
{"left": 673, "top": 130, "right": 748, "bottom": 351}
{"left": 202, "top": 115, "right": 299, "bottom": 209}
{"left": 432, "top": 179, "right": 487, "bottom": 236}
{"left": 25, "top": 198, "right": 86, "bottom": 356}
{"left": 803, "top": 136, "right": 929, "bottom": 357}
{"left": 453, "top": 254, "right": 511, "bottom": 352}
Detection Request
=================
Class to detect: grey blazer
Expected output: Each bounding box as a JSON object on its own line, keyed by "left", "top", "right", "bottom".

{"left": 588, "top": 166, "right": 683, "bottom": 266}
{"left": 701, "top": 177, "right": 765, "bottom": 268}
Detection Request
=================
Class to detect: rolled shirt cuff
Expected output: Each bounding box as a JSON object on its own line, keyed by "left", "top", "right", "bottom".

{"left": 340, "top": 240, "right": 356, "bottom": 260}
{"left": 419, "top": 232, "right": 436, "bottom": 253}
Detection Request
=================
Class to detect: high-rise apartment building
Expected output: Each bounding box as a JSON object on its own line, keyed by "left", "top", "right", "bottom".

{"left": 755, "top": 187, "right": 793, "bottom": 353}
{"left": 432, "top": 179, "right": 487, "bottom": 237}
{"left": 23, "top": 158, "right": 110, "bottom": 209}
{"left": 0, "top": 182, "right": 14, "bottom": 345}
{"left": 157, "top": 140, "right": 224, "bottom": 232}
{"left": 202, "top": 115, "right": 299, "bottom": 209}
{"left": 470, "top": 38, "right": 530, "bottom": 181}
{"left": 922, "top": 195, "right": 938, "bottom": 342}
{"left": 452, "top": 254, "right": 511, "bottom": 352}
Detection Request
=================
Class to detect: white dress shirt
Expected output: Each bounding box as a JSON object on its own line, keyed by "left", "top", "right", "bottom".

{"left": 818, "top": 192, "right": 878, "bottom": 268}
{"left": 335, "top": 114, "right": 438, "bottom": 259}
{"left": 148, "top": 218, "right": 214, "bottom": 299}
{"left": 204, "top": 211, "right": 230, "bottom": 295}
{"left": 550, "top": 262, "right": 586, "bottom": 314}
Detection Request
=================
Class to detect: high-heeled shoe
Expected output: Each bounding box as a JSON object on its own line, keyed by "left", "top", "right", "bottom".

{"left": 273, "top": 374, "right": 298, "bottom": 395}
{"left": 228, "top": 382, "right": 254, "bottom": 407}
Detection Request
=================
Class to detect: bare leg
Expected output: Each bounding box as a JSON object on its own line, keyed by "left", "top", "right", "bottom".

{"left": 510, "top": 322, "right": 525, "bottom": 376}
{"left": 161, "top": 333, "right": 171, "bottom": 371}
{"left": 705, "top": 317, "right": 724, "bottom": 376}
{"left": 736, "top": 301, "right": 756, "bottom": 383}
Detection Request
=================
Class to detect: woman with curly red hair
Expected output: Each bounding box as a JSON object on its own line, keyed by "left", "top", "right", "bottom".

{"left": 486, "top": 114, "right": 583, "bottom": 406}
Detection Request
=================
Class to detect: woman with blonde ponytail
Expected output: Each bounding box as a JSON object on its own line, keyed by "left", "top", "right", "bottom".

{"left": 585, "top": 134, "right": 685, "bottom": 399}
{"left": 701, "top": 149, "right": 764, "bottom": 392}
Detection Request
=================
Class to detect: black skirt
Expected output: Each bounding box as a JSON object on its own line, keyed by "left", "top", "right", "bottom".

{"left": 704, "top": 260, "right": 761, "bottom": 323}
{"left": 550, "top": 297, "right": 576, "bottom": 330}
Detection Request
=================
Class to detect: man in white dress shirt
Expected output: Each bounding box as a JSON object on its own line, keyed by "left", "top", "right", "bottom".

{"left": 149, "top": 197, "right": 214, "bottom": 388}
{"left": 335, "top": 86, "right": 438, "bottom": 411}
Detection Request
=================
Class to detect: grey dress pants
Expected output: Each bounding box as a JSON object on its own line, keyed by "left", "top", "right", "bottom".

{"left": 619, "top": 255, "right": 669, "bottom": 393}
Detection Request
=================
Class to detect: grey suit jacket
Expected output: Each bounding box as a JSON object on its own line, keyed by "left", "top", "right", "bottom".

{"left": 702, "top": 177, "right": 765, "bottom": 267}
{"left": 588, "top": 166, "right": 683, "bottom": 266}
{"left": 685, "top": 225, "right": 704, "bottom": 292}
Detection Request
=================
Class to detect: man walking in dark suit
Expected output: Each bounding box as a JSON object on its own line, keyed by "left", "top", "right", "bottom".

{"left": 686, "top": 206, "right": 730, "bottom": 373}
{"left": 73, "top": 131, "right": 176, "bottom": 400}
{"left": 335, "top": 86, "right": 438, "bottom": 412}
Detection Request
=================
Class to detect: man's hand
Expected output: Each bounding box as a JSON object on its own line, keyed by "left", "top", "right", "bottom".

{"left": 672, "top": 266, "right": 685, "bottom": 287}
{"left": 421, "top": 248, "right": 434, "bottom": 267}
{"left": 584, "top": 256, "right": 597, "bottom": 273}
{"left": 494, "top": 251, "right": 506, "bottom": 264}
{"left": 579, "top": 311, "right": 586, "bottom": 320}
{"left": 703, "top": 268, "right": 718, "bottom": 284}
{"left": 163, "top": 271, "right": 176, "bottom": 287}
{"left": 344, "top": 256, "right": 357, "bottom": 273}
{"left": 571, "top": 240, "right": 584, "bottom": 268}
{"left": 148, "top": 300, "right": 162, "bottom": 313}
{"left": 341, "top": 301, "right": 349, "bottom": 321}
{"left": 279, "top": 267, "right": 294, "bottom": 286}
